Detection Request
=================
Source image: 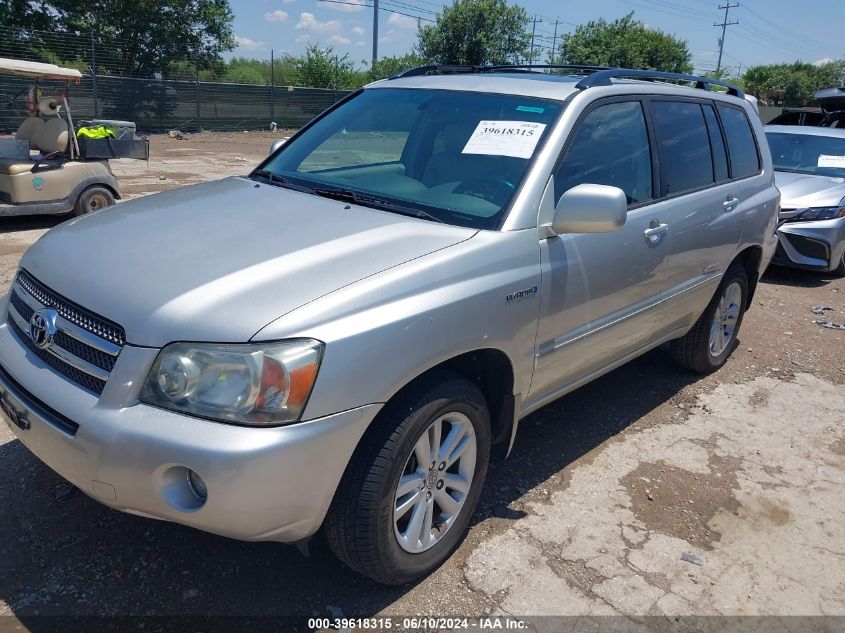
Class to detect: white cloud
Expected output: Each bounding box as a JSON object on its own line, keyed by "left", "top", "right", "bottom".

{"left": 388, "top": 13, "right": 417, "bottom": 29}
{"left": 283, "top": 0, "right": 296, "bottom": 3}
{"left": 351, "top": 26, "right": 365, "bottom": 36}
{"left": 264, "top": 9, "right": 289, "bottom": 22}
{"left": 296, "top": 34, "right": 310, "bottom": 43}
{"left": 814, "top": 57, "right": 834, "bottom": 66}
{"left": 234, "top": 35, "right": 266, "bottom": 51}
{"left": 330, "top": 34, "right": 352, "bottom": 44}
{"left": 378, "top": 29, "right": 407, "bottom": 44}
{"left": 318, "top": 0, "right": 366, "bottom": 12}
{"left": 296, "top": 12, "right": 342, "bottom": 34}
{"left": 355, "top": 40, "right": 366, "bottom": 47}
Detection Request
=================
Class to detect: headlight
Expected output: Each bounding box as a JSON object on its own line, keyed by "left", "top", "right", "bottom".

{"left": 781, "top": 206, "right": 845, "bottom": 222}
{"left": 140, "top": 339, "right": 324, "bottom": 426}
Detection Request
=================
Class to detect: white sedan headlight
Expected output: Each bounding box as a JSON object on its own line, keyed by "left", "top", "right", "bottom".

{"left": 140, "top": 339, "right": 324, "bottom": 425}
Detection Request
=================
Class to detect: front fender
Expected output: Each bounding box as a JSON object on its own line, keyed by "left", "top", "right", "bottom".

{"left": 252, "top": 229, "right": 543, "bottom": 421}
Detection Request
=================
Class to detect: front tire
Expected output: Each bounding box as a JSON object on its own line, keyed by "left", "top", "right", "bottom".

{"left": 324, "top": 371, "right": 490, "bottom": 584}
{"left": 73, "top": 186, "right": 115, "bottom": 216}
{"left": 670, "top": 263, "right": 748, "bottom": 374}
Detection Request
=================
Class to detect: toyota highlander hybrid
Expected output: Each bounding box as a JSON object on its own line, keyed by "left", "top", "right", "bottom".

{"left": 0, "top": 66, "right": 779, "bottom": 584}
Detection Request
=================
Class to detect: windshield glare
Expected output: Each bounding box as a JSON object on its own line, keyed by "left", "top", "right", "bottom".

{"left": 766, "top": 132, "right": 845, "bottom": 177}
{"left": 259, "top": 88, "right": 562, "bottom": 229}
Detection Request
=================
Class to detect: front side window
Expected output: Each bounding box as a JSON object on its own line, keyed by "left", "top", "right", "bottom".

{"left": 258, "top": 88, "right": 562, "bottom": 229}
{"left": 766, "top": 132, "right": 845, "bottom": 178}
{"left": 651, "top": 100, "right": 714, "bottom": 195}
{"left": 554, "top": 101, "right": 653, "bottom": 205}
{"left": 718, "top": 105, "right": 760, "bottom": 179}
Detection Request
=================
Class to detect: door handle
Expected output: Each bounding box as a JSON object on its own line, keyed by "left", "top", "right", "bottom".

{"left": 723, "top": 196, "right": 739, "bottom": 212}
{"left": 644, "top": 222, "right": 669, "bottom": 243}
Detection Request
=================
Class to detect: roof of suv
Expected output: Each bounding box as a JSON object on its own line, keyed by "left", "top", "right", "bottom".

{"left": 367, "top": 67, "right": 747, "bottom": 104}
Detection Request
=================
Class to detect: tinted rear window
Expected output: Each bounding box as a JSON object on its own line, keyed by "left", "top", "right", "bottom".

{"left": 703, "top": 105, "right": 729, "bottom": 182}
{"left": 651, "top": 101, "right": 713, "bottom": 195}
{"left": 718, "top": 105, "right": 760, "bottom": 178}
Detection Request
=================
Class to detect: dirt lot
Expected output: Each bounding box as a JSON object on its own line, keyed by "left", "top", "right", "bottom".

{"left": 0, "top": 133, "right": 843, "bottom": 630}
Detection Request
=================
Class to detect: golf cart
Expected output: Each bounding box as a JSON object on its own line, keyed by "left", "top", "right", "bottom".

{"left": 0, "top": 57, "right": 148, "bottom": 217}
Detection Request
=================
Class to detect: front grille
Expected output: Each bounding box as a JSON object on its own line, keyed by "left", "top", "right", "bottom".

{"left": 15, "top": 269, "right": 125, "bottom": 346}
{"left": 6, "top": 270, "right": 124, "bottom": 396}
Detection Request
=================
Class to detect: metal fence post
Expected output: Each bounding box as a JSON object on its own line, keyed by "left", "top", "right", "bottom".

{"left": 194, "top": 64, "right": 201, "bottom": 131}
{"left": 90, "top": 33, "right": 99, "bottom": 118}
{"left": 270, "top": 49, "right": 275, "bottom": 127}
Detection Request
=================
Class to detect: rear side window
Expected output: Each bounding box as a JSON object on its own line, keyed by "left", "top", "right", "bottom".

{"left": 703, "top": 105, "right": 729, "bottom": 182}
{"left": 717, "top": 105, "right": 761, "bottom": 178}
{"left": 651, "top": 101, "right": 713, "bottom": 195}
{"left": 555, "top": 101, "right": 652, "bottom": 205}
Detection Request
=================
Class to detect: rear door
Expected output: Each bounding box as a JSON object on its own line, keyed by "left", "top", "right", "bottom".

{"left": 647, "top": 98, "right": 748, "bottom": 328}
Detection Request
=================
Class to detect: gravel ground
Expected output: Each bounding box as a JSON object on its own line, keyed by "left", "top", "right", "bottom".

{"left": 0, "top": 133, "right": 843, "bottom": 630}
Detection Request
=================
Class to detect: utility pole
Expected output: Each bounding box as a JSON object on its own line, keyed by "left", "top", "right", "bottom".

{"left": 529, "top": 16, "right": 539, "bottom": 64}
{"left": 372, "top": 0, "right": 379, "bottom": 67}
{"left": 550, "top": 19, "right": 560, "bottom": 64}
{"left": 714, "top": 2, "right": 739, "bottom": 74}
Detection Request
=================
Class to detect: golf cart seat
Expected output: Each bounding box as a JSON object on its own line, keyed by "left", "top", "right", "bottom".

{"left": 15, "top": 117, "right": 44, "bottom": 144}
{"left": 0, "top": 119, "right": 69, "bottom": 175}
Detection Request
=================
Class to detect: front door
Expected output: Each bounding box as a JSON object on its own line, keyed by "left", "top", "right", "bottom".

{"left": 528, "top": 98, "right": 671, "bottom": 406}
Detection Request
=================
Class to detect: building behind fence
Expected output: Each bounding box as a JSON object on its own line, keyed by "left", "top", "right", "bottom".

{"left": 0, "top": 25, "right": 349, "bottom": 133}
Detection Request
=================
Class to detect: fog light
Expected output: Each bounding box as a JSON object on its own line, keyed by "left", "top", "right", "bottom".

{"left": 186, "top": 469, "right": 208, "bottom": 502}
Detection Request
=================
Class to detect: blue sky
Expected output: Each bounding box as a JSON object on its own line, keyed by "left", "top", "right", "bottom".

{"left": 227, "top": 0, "right": 845, "bottom": 74}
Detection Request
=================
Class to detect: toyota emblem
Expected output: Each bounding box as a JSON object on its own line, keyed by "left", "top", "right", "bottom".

{"left": 29, "top": 308, "right": 58, "bottom": 350}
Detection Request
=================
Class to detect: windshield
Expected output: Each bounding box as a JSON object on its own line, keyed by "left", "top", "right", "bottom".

{"left": 256, "top": 88, "right": 563, "bottom": 229}
{"left": 766, "top": 132, "right": 845, "bottom": 177}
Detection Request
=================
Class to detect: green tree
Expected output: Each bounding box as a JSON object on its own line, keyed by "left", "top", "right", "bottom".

{"left": 550, "top": 12, "right": 692, "bottom": 73}
{"left": 367, "top": 53, "right": 424, "bottom": 82}
{"left": 1, "top": 0, "right": 235, "bottom": 77}
{"left": 293, "top": 44, "right": 357, "bottom": 89}
{"left": 417, "top": 0, "right": 531, "bottom": 65}
{"left": 743, "top": 60, "right": 845, "bottom": 106}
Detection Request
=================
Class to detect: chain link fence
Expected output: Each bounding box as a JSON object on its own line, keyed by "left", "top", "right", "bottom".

{"left": 0, "top": 25, "right": 351, "bottom": 133}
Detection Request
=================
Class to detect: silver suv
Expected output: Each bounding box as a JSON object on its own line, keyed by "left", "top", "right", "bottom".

{"left": 0, "top": 66, "right": 779, "bottom": 584}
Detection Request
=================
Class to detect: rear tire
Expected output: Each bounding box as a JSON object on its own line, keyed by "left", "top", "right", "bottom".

{"left": 670, "top": 263, "right": 748, "bottom": 374}
{"left": 832, "top": 252, "right": 845, "bottom": 277}
{"left": 324, "top": 371, "right": 490, "bottom": 584}
{"left": 73, "top": 186, "right": 115, "bottom": 216}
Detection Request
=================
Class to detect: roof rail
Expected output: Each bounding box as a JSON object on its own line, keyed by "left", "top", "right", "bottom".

{"left": 575, "top": 68, "right": 744, "bottom": 97}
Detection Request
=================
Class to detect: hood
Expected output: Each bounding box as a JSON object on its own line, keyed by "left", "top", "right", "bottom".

{"left": 20, "top": 177, "right": 476, "bottom": 346}
{"left": 774, "top": 170, "right": 845, "bottom": 209}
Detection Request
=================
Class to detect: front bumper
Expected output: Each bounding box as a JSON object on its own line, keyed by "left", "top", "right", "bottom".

{"left": 0, "top": 320, "right": 380, "bottom": 542}
{"left": 773, "top": 216, "right": 845, "bottom": 272}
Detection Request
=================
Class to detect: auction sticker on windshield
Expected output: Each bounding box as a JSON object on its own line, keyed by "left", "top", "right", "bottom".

{"left": 818, "top": 155, "right": 845, "bottom": 168}
{"left": 462, "top": 120, "right": 547, "bottom": 159}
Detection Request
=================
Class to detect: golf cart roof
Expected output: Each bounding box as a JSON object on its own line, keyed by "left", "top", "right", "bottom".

{"left": 0, "top": 57, "right": 83, "bottom": 80}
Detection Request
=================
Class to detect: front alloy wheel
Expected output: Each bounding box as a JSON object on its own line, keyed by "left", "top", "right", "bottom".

{"left": 393, "top": 412, "right": 476, "bottom": 554}
{"left": 325, "top": 371, "right": 490, "bottom": 584}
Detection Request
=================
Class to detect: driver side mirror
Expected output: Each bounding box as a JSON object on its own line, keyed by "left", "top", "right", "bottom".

{"left": 270, "top": 139, "right": 286, "bottom": 154}
{"left": 550, "top": 183, "right": 628, "bottom": 234}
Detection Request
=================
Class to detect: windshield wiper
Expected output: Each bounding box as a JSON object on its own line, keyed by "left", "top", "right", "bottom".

{"left": 253, "top": 172, "right": 445, "bottom": 223}
{"left": 252, "top": 170, "right": 318, "bottom": 194}
{"left": 311, "top": 188, "right": 445, "bottom": 224}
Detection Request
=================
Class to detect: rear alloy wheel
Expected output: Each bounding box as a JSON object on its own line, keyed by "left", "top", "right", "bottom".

{"left": 325, "top": 371, "right": 490, "bottom": 584}
{"left": 73, "top": 186, "right": 115, "bottom": 216}
{"left": 670, "top": 263, "right": 748, "bottom": 374}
